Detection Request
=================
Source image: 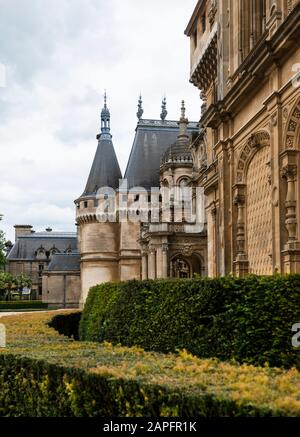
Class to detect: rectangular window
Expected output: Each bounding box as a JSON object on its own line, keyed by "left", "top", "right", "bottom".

{"left": 38, "top": 264, "right": 44, "bottom": 277}
{"left": 193, "top": 28, "right": 197, "bottom": 48}
{"left": 201, "top": 14, "right": 206, "bottom": 33}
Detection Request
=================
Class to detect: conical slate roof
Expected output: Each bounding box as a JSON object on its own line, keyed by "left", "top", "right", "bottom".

{"left": 81, "top": 136, "right": 122, "bottom": 196}
{"left": 80, "top": 95, "right": 122, "bottom": 197}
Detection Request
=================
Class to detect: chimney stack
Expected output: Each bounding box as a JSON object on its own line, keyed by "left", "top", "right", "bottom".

{"left": 14, "top": 225, "right": 33, "bottom": 241}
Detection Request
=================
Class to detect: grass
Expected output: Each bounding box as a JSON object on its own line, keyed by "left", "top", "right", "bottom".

{"left": 1, "top": 311, "right": 300, "bottom": 416}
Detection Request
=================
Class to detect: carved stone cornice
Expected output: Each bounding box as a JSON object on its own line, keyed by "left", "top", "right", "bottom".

{"left": 190, "top": 31, "right": 218, "bottom": 93}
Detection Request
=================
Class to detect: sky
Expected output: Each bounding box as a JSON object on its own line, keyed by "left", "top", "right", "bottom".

{"left": 0, "top": 0, "right": 200, "bottom": 242}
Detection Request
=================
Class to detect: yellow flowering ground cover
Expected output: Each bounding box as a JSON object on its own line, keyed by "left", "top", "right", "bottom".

{"left": 0, "top": 311, "right": 300, "bottom": 416}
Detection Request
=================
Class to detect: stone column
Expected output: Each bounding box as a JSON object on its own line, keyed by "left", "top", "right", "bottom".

{"left": 162, "top": 244, "right": 169, "bottom": 278}
{"left": 233, "top": 192, "right": 249, "bottom": 277}
{"left": 281, "top": 164, "right": 300, "bottom": 273}
{"left": 148, "top": 247, "right": 156, "bottom": 280}
{"left": 211, "top": 204, "right": 218, "bottom": 277}
{"left": 141, "top": 252, "right": 148, "bottom": 280}
{"left": 282, "top": 165, "right": 297, "bottom": 242}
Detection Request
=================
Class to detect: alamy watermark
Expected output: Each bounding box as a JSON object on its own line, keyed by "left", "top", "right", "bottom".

{"left": 0, "top": 324, "right": 6, "bottom": 348}
{"left": 292, "top": 323, "right": 300, "bottom": 348}
{"left": 78, "top": 181, "right": 206, "bottom": 229}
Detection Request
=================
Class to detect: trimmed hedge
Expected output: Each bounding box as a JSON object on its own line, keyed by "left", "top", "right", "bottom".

{"left": 2, "top": 312, "right": 300, "bottom": 416}
{"left": 0, "top": 300, "right": 48, "bottom": 310}
{"left": 79, "top": 275, "right": 300, "bottom": 369}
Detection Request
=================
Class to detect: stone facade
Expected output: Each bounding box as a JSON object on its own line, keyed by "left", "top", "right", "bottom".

{"left": 76, "top": 2, "right": 300, "bottom": 306}
{"left": 185, "top": 0, "right": 300, "bottom": 276}
{"left": 75, "top": 98, "right": 207, "bottom": 306}
{"left": 6, "top": 227, "right": 79, "bottom": 305}
{"left": 8, "top": 2, "right": 299, "bottom": 307}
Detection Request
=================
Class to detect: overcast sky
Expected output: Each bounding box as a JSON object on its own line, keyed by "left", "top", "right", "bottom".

{"left": 0, "top": 0, "right": 200, "bottom": 241}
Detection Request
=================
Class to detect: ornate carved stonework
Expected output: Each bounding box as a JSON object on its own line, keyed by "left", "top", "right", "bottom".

{"left": 285, "top": 103, "right": 300, "bottom": 149}
{"left": 181, "top": 245, "right": 193, "bottom": 257}
{"left": 170, "top": 224, "right": 184, "bottom": 233}
{"left": 236, "top": 131, "right": 270, "bottom": 183}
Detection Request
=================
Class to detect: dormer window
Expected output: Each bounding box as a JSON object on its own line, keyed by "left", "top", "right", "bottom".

{"left": 36, "top": 246, "right": 47, "bottom": 260}
{"left": 49, "top": 245, "right": 60, "bottom": 259}
{"left": 65, "top": 245, "right": 73, "bottom": 254}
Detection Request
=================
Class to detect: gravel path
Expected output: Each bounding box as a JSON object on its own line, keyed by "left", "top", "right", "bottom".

{"left": 0, "top": 309, "right": 74, "bottom": 318}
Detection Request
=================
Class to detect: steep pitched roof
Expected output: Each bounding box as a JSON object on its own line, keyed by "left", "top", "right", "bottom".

{"left": 80, "top": 95, "right": 122, "bottom": 197}
{"left": 81, "top": 136, "right": 122, "bottom": 196}
{"left": 124, "top": 119, "right": 198, "bottom": 189}
{"left": 47, "top": 253, "right": 80, "bottom": 272}
{"left": 7, "top": 232, "right": 77, "bottom": 261}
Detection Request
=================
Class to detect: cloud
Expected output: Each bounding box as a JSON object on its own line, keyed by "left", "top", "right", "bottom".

{"left": 0, "top": 0, "right": 200, "bottom": 241}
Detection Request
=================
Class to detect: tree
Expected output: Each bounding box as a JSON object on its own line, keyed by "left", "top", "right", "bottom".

{"left": 0, "top": 272, "right": 13, "bottom": 300}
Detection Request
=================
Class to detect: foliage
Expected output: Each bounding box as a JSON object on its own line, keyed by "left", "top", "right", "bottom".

{"left": 13, "top": 273, "right": 32, "bottom": 289}
{"left": 2, "top": 312, "right": 300, "bottom": 416}
{"left": 0, "top": 300, "right": 47, "bottom": 310}
{"left": 79, "top": 275, "right": 300, "bottom": 369}
{"left": 0, "top": 272, "right": 32, "bottom": 293}
{"left": 0, "top": 272, "right": 13, "bottom": 292}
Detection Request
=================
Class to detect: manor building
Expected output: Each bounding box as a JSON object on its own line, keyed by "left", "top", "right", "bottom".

{"left": 185, "top": 0, "right": 300, "bottom": 277}
{"left": 6, "top": 1, "right": 300, "bottom": 307}
{"left": 75, "top": 96, "right": 207, "bottom": 305}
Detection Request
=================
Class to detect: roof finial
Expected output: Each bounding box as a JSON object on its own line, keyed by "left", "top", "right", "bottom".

{"left": 160, "top": 96, "right": 168, "bottom": 121}
{"left": 100, "top": 90, "right": 111, "bottom": 137}
{"left": 137, "top": 94, "right": 144, "bottom": 121}
{"left": 178, "top": 100, "right": 189, "bottom": 141}
{"left": 181, "top": 100, "right": 186, "bottom": 120}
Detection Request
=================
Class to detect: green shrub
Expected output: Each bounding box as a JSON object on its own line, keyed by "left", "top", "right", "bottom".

{"left": 0, "top": 300, "right": 48, "bottom": 310}
{"left": 79, "top": 275, "right": 300, "bottom": 369}
{"left": 2, "top": 312, "right": 300, "bottom": 416}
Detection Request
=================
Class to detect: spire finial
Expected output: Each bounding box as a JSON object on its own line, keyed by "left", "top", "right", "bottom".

{"left": 137, "top": 94, "right": 144, "bottom": 121}
{"left": 160, "top": 96, "right": 168, "bottom": 121}
{"left": 181, "top": 100, "right": 186, "bottom": 120}
{"left": 178, "top": 100, "right": 189, "bottom": 141}
{"left": 100, "top": 90, "right": 111, "bottom": 137}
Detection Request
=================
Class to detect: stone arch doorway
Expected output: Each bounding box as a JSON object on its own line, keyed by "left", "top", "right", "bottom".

{"left": 234, "top": 131, "right": 273, "bottom": 276}
{"left": 170, "top": 253, "right": 203, "bottom": 278}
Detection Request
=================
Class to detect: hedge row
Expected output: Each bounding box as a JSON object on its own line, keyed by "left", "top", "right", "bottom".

{"left": 79, "top": 275, "right": 300, "bottom": 369}
{"left": 0, "top": 300, "right": 48, "bottom": 310}
{"left": 2, "top": 312, "right": 300, "bottom": 416}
